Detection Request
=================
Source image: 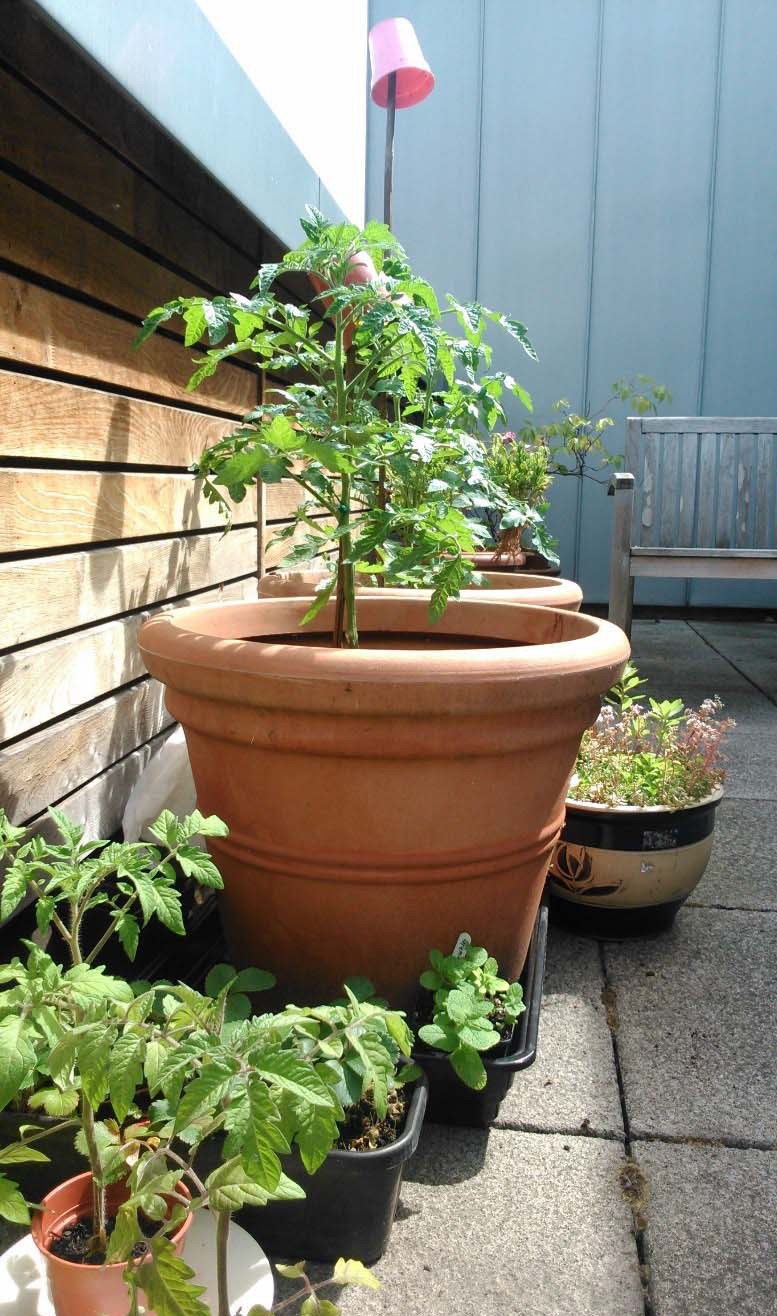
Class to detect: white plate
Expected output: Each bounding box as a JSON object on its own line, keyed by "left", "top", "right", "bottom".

{"left": 0, "top": 1210, "right": 274, "bottom": 1315}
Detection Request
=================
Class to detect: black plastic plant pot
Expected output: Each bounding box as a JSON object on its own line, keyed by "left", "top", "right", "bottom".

{"left": 239, "top": 1072, "right": 428, "bottom": 1264}
{"left": 411, "top": 902, "right": 548, "bottom": 1129}
{"left": 547, "top": 792, "right": 722, "bottom": 938}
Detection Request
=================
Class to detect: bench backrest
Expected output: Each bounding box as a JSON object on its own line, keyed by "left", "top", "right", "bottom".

{"left": 625, "top": 417, "right": 777, "bottom": 551}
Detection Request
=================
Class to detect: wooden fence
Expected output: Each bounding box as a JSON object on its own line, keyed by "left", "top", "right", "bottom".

{"left": 0, "top": 7, "right": 309, "bottom": 841}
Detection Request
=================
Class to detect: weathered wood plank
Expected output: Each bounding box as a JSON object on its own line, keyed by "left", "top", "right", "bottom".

{"left": 0, "top": 65, "right": 257, "bottom": 293}
{"left": 0, "top": 469, "right": 257, "bottom": 552}
{"left": 0, "top": 170, "right": 206, "bottom": 319}
{"left": 715, "top": 434, "right": 737, "bottom": 549}
{"left": 755, "top": 434, "right": 776, "bottom": 549}
{"left": 638, "top": 432, "right": 659, "bottom": 546}
{"left": 0, "top": 275, "right": 257, "bottom": 415}
{"left": 631, "top": 549, "right": 777, "bottom": 580}
{"left": 0, "top": 577, "right": 256, "bottom": 744}
{"left": 695, "top": 432, "right": 719, "bottom": 548}
{"left": 2, "top": 527, "right": 257, "bottom": 648}
{"left": 735, "top": 433, "right": 756, "bottom": 548}
{"left": 0, "top": 679, "right": 173, "bottom": 824}
{"left": 677, "top": 432, "right": 699, "bottom": 547}
{"left": 658, "top": 433, "right": 679, "bottom": 547}
{"left": 640, "top": 417, "right": 777, "bottom": 434}
{"left": 0, "top": 373, "right": 237, "bottom": 467}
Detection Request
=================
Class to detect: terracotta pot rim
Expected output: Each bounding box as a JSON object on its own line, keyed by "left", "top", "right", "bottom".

{"left": 32, "top": 1170, "right": 192, "bottom": 1269}
{"left": 565, "top": 786, "right": 724, "bottom": 816}
{"left": 140, "top": 597, "right": 626, "bottom": 690}
{"left": 259, "top": 570, "right": 582, "bottom": 609}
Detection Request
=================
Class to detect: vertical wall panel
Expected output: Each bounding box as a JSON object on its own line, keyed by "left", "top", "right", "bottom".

{"left": 580, "top": 0, "right": 721, "bottom": 602}
{"left": 368, "top": 0, "right": 776, "bottom": 608}
{"left": 366, "top": 0, "right": 483, "bottom": 299}
{"left": 477, "top": 0, "right": 601, "bottom": 576}
{"left": 692, "top": 0, "right": 777, "bottom": 606}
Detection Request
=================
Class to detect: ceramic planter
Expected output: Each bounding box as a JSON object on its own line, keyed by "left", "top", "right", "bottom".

{"left": 547, "top": 790, "right": 723, "bottom": 935}
{"left": 31, "top": 1172, "right": 192, "bottom": 1316}
{"left": 257, "top": 568, "right": 582, "bottom": 611}
{"left": 412, "top": 902, "right": 548, "bottom": 1128}
{"left": 139, "top": 595, "right": 628, "bottom": 1004}
{"left": 240, "top": 1073, "right": 428, "bottom": 1263}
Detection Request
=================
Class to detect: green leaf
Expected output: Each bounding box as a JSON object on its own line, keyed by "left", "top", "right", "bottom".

{"left": 301, "top": 1299, "right": 339, "bottom": 1316}
{"left": 105, "top": 1203, "right": 138, "bottom": 1263}
{"left": 0, "top": 1016, "right": 37, "bottom": 1111}
{"left": 27, "top": 1086, "right": 80, "bottom": 1117}
{"left": 300, "top": 575, "right": 336, "bottom": 625}
{"left": 116, "top": 912, "right": 140, "bottom": 961}
{"left": 0, "top": 1174, "right": 30, "bottom": 1225}
{"left": 332, "top": 1257, "right": 381, "bottom": 1289}
{"left": 206, "top": 1159, "right": 304, "bottom": 1213}
{"left": 295, "top": 1101, "right": 340, "bottom": 1176}
{"left": 264, "top": 415, "right": 299, "bottom": 451}
{"left": 0, "top": 1142, "right": 50, "bottom": 1165}
{"left": 109, "top": 1034, "right": 144, "bottom": 1124}
{"left": 75, "top": 1028, "right": 112, "bottom": 1108}
{"left": 254, "top": 1048, "right": 334, "bottom": 1108}
{"left": 0, "top": 865, "right": 28, "bottom": 923}
{"left": 138, "top": 1237, "right": 210, "bottom": 1316}
{"left": 204, "top": 964, "right": 237, "bottom": 998}
{"left": 153, "top": 884, "right": 186, "bottom": 936}
{"left": 176, "top": 847, "right": 225, "bottom": 890}
{"left": 174, "top": 1059, "right": 238, "bottom": 1132}
{"left": 450, "top": 1042, "right": 487, "bottom": 1091}
{"left": 231, "top": 967, "right": 276, "bottom": 994}
{"left": 445, "top": 988, "right": 478, "bottom": 1025}
{"left": 418, "top": 1023, "right": 454, "bottom": 1053}
{"left": 275, "top": 1261, "right": 306, "bottom": 1279}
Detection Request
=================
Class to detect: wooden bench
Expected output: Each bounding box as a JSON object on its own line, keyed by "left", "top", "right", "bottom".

{"left": 608, "top": 417, "right": 777, "bottom": 635}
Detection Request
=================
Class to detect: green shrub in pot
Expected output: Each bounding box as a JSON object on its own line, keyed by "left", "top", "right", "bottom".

{"left": 416, "top": 945, "right": 525, "bottom": 1090}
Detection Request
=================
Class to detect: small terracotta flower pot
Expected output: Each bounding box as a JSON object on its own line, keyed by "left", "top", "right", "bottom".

{"left": 31, "top": 1172, "right": 192, "bottom": 1316}
{"left": 257, "top": 568, "right": 582, "bottom": 611}
{"left": 140, "top": 596, "right": 628, "bottom": 1005}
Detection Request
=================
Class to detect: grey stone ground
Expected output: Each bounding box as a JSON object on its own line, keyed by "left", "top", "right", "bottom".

{"left": 4, "top": 619, "right": 776, "bottom": 1314}
{"left": 285, "top": 617, "right": 777, "bottom": 1316}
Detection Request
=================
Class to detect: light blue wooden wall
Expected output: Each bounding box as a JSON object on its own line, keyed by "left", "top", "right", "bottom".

{"left": 366, "top": 0, "right": 777, "bottom": 607}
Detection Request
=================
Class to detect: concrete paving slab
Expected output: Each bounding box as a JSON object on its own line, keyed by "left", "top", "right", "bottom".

{"left": 604, "top": 907, "right": 777, "bottom": 1143}
{"left": 635, "top": 1139, "right": 777, "bottom": 1316}
{"left": 722, "top": 731, "right": 777, "bottom": 800}
{"left": 690, "top": 797, "right": 777, "bottom": 910}
{"left": 693, "top": 622, "right": 777, "bottom": 697}
{"left": 496, "top": 926, "right": 624, "bottom": 1138}
{"left": 275, "top": 1128, "right": 645, "bottom": 1316}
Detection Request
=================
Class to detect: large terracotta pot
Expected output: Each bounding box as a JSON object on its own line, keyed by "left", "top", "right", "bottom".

{"left": 257, "top": 568, "right": 582, "bottom": 611}
{"left": 466, "top": 550, "right": 562, "bottom": 578}
{"left": 139, "top": 597, "right": 628, "bottom": 1005}
{"left": 547, "top": 789, "right": 723, "bottom": 936}
{"left": 31, "top": 1172, "right": 192, "bottom": 1316}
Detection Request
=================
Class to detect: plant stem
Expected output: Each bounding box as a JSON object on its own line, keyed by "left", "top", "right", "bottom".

{"left": 215, "top": 1210, "right": 231, "bottom": 1316}
{"left": 81, "top": 1098, "right": 107, "bottom": 1248}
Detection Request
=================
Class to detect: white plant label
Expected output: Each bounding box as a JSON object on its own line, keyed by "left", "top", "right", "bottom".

{"left": 451, "top": 931, "right": 472, "bottom": 958}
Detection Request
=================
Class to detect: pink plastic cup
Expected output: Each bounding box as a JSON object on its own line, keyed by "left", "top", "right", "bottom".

{"left": 369, "top": 16, "right": 435, "bottom": 108}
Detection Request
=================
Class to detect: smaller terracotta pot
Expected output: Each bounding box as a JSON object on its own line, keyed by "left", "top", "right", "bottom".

{"left": 31, "top": 1172, "right": 192, "bottom": 1316}
{"left": 257, "top": 568, "right": 582, "bottom": 611}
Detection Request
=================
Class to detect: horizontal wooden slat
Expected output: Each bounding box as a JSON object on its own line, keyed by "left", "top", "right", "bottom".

{"left": 0, "top": 373, "right": 237, "bottom": 465}
{"left": 631, "top": 549, "right": 777, "bottom": 580}
{"left": 0, "top": 10, "right": 262, "bottom": 263}
{"left": 265, "top": 480, "right": 324, "bottom": 523}
{"left": 3, "top": 527, "right": 257, "bottom": 647}
{"left": 640, "top": 417, "right": 777, "bottom": 434}
{"left": 0, "top": 679, "right": 173, "bottom": 824}
{"left": 0, "top": 469, "right": 257, "bottom": 552}
{"left": 0, "top": 170, "right": 206, "bottom": 319}
{"left": 0, "top": 578, "right": 256, "bottom": 744}
{"left": 0, "top": 275, "right": 257, "bottom": 415}
{"left": 0, "top": 64, "right": 258, "bottom": 292}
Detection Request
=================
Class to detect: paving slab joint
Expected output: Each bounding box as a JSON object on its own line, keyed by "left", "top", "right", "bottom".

{"left": 493, "top": 1118, "right": 625, "bottom": 1143}
{"left": 599, "top": 942, "right": 657, "bottom": 1316}
{"left": 686, "top": 620, "right": 777, "bottom": 710}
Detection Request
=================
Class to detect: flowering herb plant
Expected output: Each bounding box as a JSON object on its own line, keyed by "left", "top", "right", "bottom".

{"left": 479, "top": 431, "right": 557, "bottom": 564}
{"left": 570, "top": 664, "right": 735, "bottom": 809}
{"left": 136, "top": 208, "right": 536, "bottom": 648}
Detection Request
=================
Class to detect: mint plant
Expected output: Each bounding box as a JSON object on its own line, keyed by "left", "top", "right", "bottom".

{"left": 417, "top": 947, "right": 525, "bottom": 1090}
{"left": 136, "top": 207, "right": 536, "bottom": 648}
{"left": 479, "top": 430, "right": 557, "bottom": 564}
